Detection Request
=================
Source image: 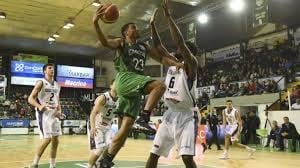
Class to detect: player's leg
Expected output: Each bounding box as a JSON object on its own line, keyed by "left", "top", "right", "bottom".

{"left": 146, "top": 121, "right": 173, "bottom": 168}
{"left": 220, "top": 134, "right": 230, "bottom": 159}
{"left": 145, "top": 153, "right": 160, "bottom": 168}
{"left": 31, "top": 138, "right": 51, "bottom": 167}
{"left": 182, "top": 155, "right": 197, "bottom": 168}
{"left": 143, "top": 80, "right": 166, "bottom": 113}
{"left": 232, "top": 141, "right": 256, "bottom": 157}
{"left": 88, "top": 148, "right": 105, "bottom": 168}
{"left": 101, "top": 116, "right": 135, "bottom": 167}
{"left": 49, "top": 136, "right": 59, "bottom": 168}
{"left": 177, "top": 119, "right": 197, "bottom": 168}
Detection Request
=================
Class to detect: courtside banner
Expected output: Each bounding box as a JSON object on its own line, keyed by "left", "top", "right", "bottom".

{"left": 63, "top": 120, "right": 86, "bottom": 127}
{"left": 57, "top": 65, "right": 94, "bottom": 79}
{"left": 1, "top": 119, "right": 30, "bottom": 128}
{"left": 57, "top": 77, "right": 93, "bottom": 89}
{"left": 11, "top": 61, "right": 44, "bottom": 86}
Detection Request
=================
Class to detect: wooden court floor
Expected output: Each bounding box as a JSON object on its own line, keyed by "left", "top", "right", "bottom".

{"left": 0, "top": 135, "right": 299, "bottom": 168}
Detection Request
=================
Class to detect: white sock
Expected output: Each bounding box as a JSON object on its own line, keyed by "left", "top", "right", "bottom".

{"left": 246, "top": 146, "right": 251, "bottom": 150}
{"left": 50, "top": 158, "right": 56, "bottom": 168}
{"left": 224, "top": 149, "right": 228, "bottom": 154}
{"left": 87, "top": 163, "right": 93, "bottom": 168}
{"left": 33, "top": 155, "right": 40, "bottom": 165}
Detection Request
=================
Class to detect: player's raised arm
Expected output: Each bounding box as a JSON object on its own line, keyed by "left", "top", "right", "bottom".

{"left": 162, "top": 0, "right": 198, "bottom": 78}
{"left": 93, "top": 6, "right": 121, "bottom": 49}
{"left": 148, "top": 8, "right": 183, "bottom": 69}
{"left": 90, "top": 95, "right": 106, "bottom": 137}
{"left": 28, "top": 80, "right": 45, "bottom": 112}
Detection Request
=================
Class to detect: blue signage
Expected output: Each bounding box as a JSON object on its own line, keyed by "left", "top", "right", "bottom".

{"left": 57, "top": 65, "right": 94, "bottom": 79}
{"left": 1, "top": 119, "right": 30, "bottom": 128}
{"left": 11, "top": 61, "right": 44, "bottom": 74}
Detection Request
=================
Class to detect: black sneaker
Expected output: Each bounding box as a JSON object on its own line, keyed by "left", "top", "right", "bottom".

{"left": 135, "top": 119, "right": 156, "bottom": 135}
{"left": 99, "top": 158, "right": 114, "bottom": 168}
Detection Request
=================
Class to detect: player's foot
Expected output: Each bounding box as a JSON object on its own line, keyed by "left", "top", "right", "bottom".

{"left": 219, "top": 152, "right": 229, "bottom": 160}
{"left": 247, "top": 147, "right": 256, "bottom": 157}
{"left": 99, "top": 158, "right": 114, "bottom": 168}
{"left": 135, "top": 116, "right": 156, "bottom": 135}
{"left": 217, "top": 147, "right": 223, "bottom": 150}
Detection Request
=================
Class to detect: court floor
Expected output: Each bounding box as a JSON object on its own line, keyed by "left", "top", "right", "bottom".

{"left": 0, "top": 135, "right": 299, "bottom": 168}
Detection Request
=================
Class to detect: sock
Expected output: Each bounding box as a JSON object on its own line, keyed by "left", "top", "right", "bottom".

{"left": 87, "top": 163, "right": 93, "bottom": 168}
{"left": 49, "top": 158, "right": 56, "bottom": 168}
{"left": 246, "top": 146, "right": 251, "bottom": 150}
{"left": 224, "top": 149, "right": 228, "bottom": 154}
{"left": 33, "top": 155, "right": 40, "bottom": 165}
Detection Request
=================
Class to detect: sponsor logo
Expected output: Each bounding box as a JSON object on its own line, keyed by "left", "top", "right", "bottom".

{"left": 65, "top": 80, "right": 87, "bottom": 87}
{"left": 154, "top": 144, "right": 160, "bottom": 148}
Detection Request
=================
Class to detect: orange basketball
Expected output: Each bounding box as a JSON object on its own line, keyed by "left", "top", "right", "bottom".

{"left": 100, "top": 4, "right": 119, "bottom": 24}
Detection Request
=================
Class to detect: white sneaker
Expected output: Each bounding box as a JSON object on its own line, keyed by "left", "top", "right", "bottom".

{"left": 247, "top": 148, "right": 256, "bottom": 158}
{"left": 219, "top": 152, "right": 229, "bottom": 160}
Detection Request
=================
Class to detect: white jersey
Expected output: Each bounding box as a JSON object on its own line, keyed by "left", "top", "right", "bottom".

{"left": 164, "top": 66, "right": 196, "bottom": 113}
{"left": 37, "top": 79, "right": 60, "bottom": 110}
{"left": 224, "top": 107, "right": 238, "bottom": 126}
{"left": 95, "top": 92, "right": 117, "bottom": 128}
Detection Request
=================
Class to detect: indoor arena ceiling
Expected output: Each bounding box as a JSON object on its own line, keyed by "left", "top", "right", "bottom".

{"left": 0, "top": 0, "right": 201, "bottom": 47}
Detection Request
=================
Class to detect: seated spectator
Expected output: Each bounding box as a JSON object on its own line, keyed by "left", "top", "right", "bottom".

{"left": 279, "top": 117, "right": 300, "bottom": 152}
{"left": 291, "top": 98, "right": 300, "bottom": 110}
{"left": 265, "top": 120, "right": 281, "bottom": 147}
{"left": 234, "top": 83, "right": 248, "bottom": 96}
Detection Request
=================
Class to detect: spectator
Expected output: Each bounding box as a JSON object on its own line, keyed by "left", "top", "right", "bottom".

{"left": 246, "top": 111, "right": 260, "bottom": 144}
{"left": 279, "top": 117, "right": 300, "bottom": 152}
{"left": 206, "top": 108, "right": 222, "bottom": 150}
{"left": 291, "top": 98, "right": 300, "bottom": 110}
{"left": 265, "top": 120, "right": 281, "bottom": 147}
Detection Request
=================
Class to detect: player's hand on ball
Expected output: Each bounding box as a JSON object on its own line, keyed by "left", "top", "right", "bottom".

{"left": 90, "top": 127, "right": 98, "bottom": 137}
{"left": 162, "top": 0, "right": 171, "bottom": 16}
{"left": 92, "top": 5, "right": 106, "bottom": 23}
{"left": 175, "top": 62, "right": 184, "bottom": 71}
{"left": 150, "top": 8, "right": 158, "bottom": 25}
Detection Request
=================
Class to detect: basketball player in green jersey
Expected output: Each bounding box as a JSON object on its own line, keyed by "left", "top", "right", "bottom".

{"left": 93, "top": 5, "right": 182, "bottom": 168}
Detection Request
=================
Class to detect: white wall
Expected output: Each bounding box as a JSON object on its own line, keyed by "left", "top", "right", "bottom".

{"left": 258, "top": 104, "right": 300, "bottom": 131}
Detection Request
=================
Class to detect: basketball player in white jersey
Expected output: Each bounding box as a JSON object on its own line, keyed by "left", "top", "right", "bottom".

{"left": 220, "top": 100, "right": 255, "bottom": 159}
{"left": 146, "top": 1, "right": 198, "bottom": 167}
{"left": 28, "top": 63, "right": 62, "bottom": 168}
{"left": 88, "top": 79, "right": 117, "bottom": 168}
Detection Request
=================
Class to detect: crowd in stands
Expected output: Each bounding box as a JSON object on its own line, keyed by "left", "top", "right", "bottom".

{"left": 197, "top": 42, "right": 299, "bottom": 100}
{"left": 0, "top": 86, "right": 87, "bottom": 120}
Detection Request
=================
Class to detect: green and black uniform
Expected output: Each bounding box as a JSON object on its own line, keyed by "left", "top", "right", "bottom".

{"left": 114, "top": 41, "right": 154, "bottom": 118}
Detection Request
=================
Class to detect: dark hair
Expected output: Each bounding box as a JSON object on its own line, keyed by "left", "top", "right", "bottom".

{"left": 185, "top": 41, "right": 197, "bottom": 56}
{"left": 43, "top": 63, "right": 54, "bottom": 72}
{"left": 121, "top": 22, "right": 135, "bottom": 37}
{"left": 110, "top": 79, "right": 115, "bottom": 85}
{"left": 226, "top": 100, "right": 233, "bottom": 103}
{"left": 283, "top": 116, "right": 289, "bottom": 119}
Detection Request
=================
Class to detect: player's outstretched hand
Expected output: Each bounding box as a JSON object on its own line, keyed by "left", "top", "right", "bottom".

{"left": 92, "top": 5, "right": 106, "bottom": 23}
{"left": 150, "top": 8, "right": 159, "bottom": 25}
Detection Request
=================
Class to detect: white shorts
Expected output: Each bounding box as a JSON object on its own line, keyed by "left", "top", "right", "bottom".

{"left": 151, "top": 113, "right": 196, "bottom": 157}
{"left": 225, "top": 124, "right": 239, "bottom": 141}
{"left": 36, "top": 109, "right": 62, "bottom": 139}
{"left": 88, "top": 124, "right": 112, "bottom": 150}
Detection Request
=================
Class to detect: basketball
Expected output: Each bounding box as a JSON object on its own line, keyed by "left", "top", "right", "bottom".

{"left": 100, "top": 4, "right": 119, "bottom": 24}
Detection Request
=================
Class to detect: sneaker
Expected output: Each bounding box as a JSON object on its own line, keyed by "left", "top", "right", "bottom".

{"left": 99, "top": 158, "right": 114, "bottom": 168}
{"left": 25, "top": 164, "right": 38, "bottom": 168}
{"left": 135, "top": 118, "right": 156, "bottom": 135}
{"left": 219, "top": 152, "right": 229, "bottom": 160}
{"left": 247, "top": 148, "right": 256, "bottom": 157}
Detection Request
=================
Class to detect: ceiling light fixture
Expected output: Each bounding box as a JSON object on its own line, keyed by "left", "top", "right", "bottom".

{"left": 53, "top": 32, "right": 60, "bottom": 38}
{"left": 0, "top": 12, "right": 6, "bottom": 19}
{"left": 92, "top": 0, "right": 101, "bottom": 7}
{"left": 48, "top": 36, "right": 56, "bottom": 42}
{"left": 198, "top": 13, "right": 209, "bottom": 24}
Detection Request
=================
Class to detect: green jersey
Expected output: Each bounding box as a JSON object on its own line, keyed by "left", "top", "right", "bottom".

{"left": 114, "top": 41, "right": 148, "bottom": 75}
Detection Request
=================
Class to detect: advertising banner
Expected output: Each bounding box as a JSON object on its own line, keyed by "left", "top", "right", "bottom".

{"left": 57, "top": 77, "right": 93, "bottom": 89}
{"left": 212, "top": 47, "right": 240, "bottom": 62}
{"left": 1, "top": 119, "right": 30, "bottom": 128}
{"left": 57, "top": 65, "right": 94, "bottom": 79}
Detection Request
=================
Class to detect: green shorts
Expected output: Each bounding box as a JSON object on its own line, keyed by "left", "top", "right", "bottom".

{"left": 115, "top": 71, "right": 154, "bottom": 118}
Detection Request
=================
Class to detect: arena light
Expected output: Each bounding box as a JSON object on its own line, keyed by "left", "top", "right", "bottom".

{"left": 0, "top": 12, "right": 6, "bottom": 19}
{"left": 53, "top": 32, "right": 60, "bottom": 38}
{"left": 197, "top": 13, "right": 209, "bottom": 24}
{"left": 229, "top": 0, "right": 245, "bottom": 12}
{"left": 92, "top": 0, "right": 101, "bottom": 7}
